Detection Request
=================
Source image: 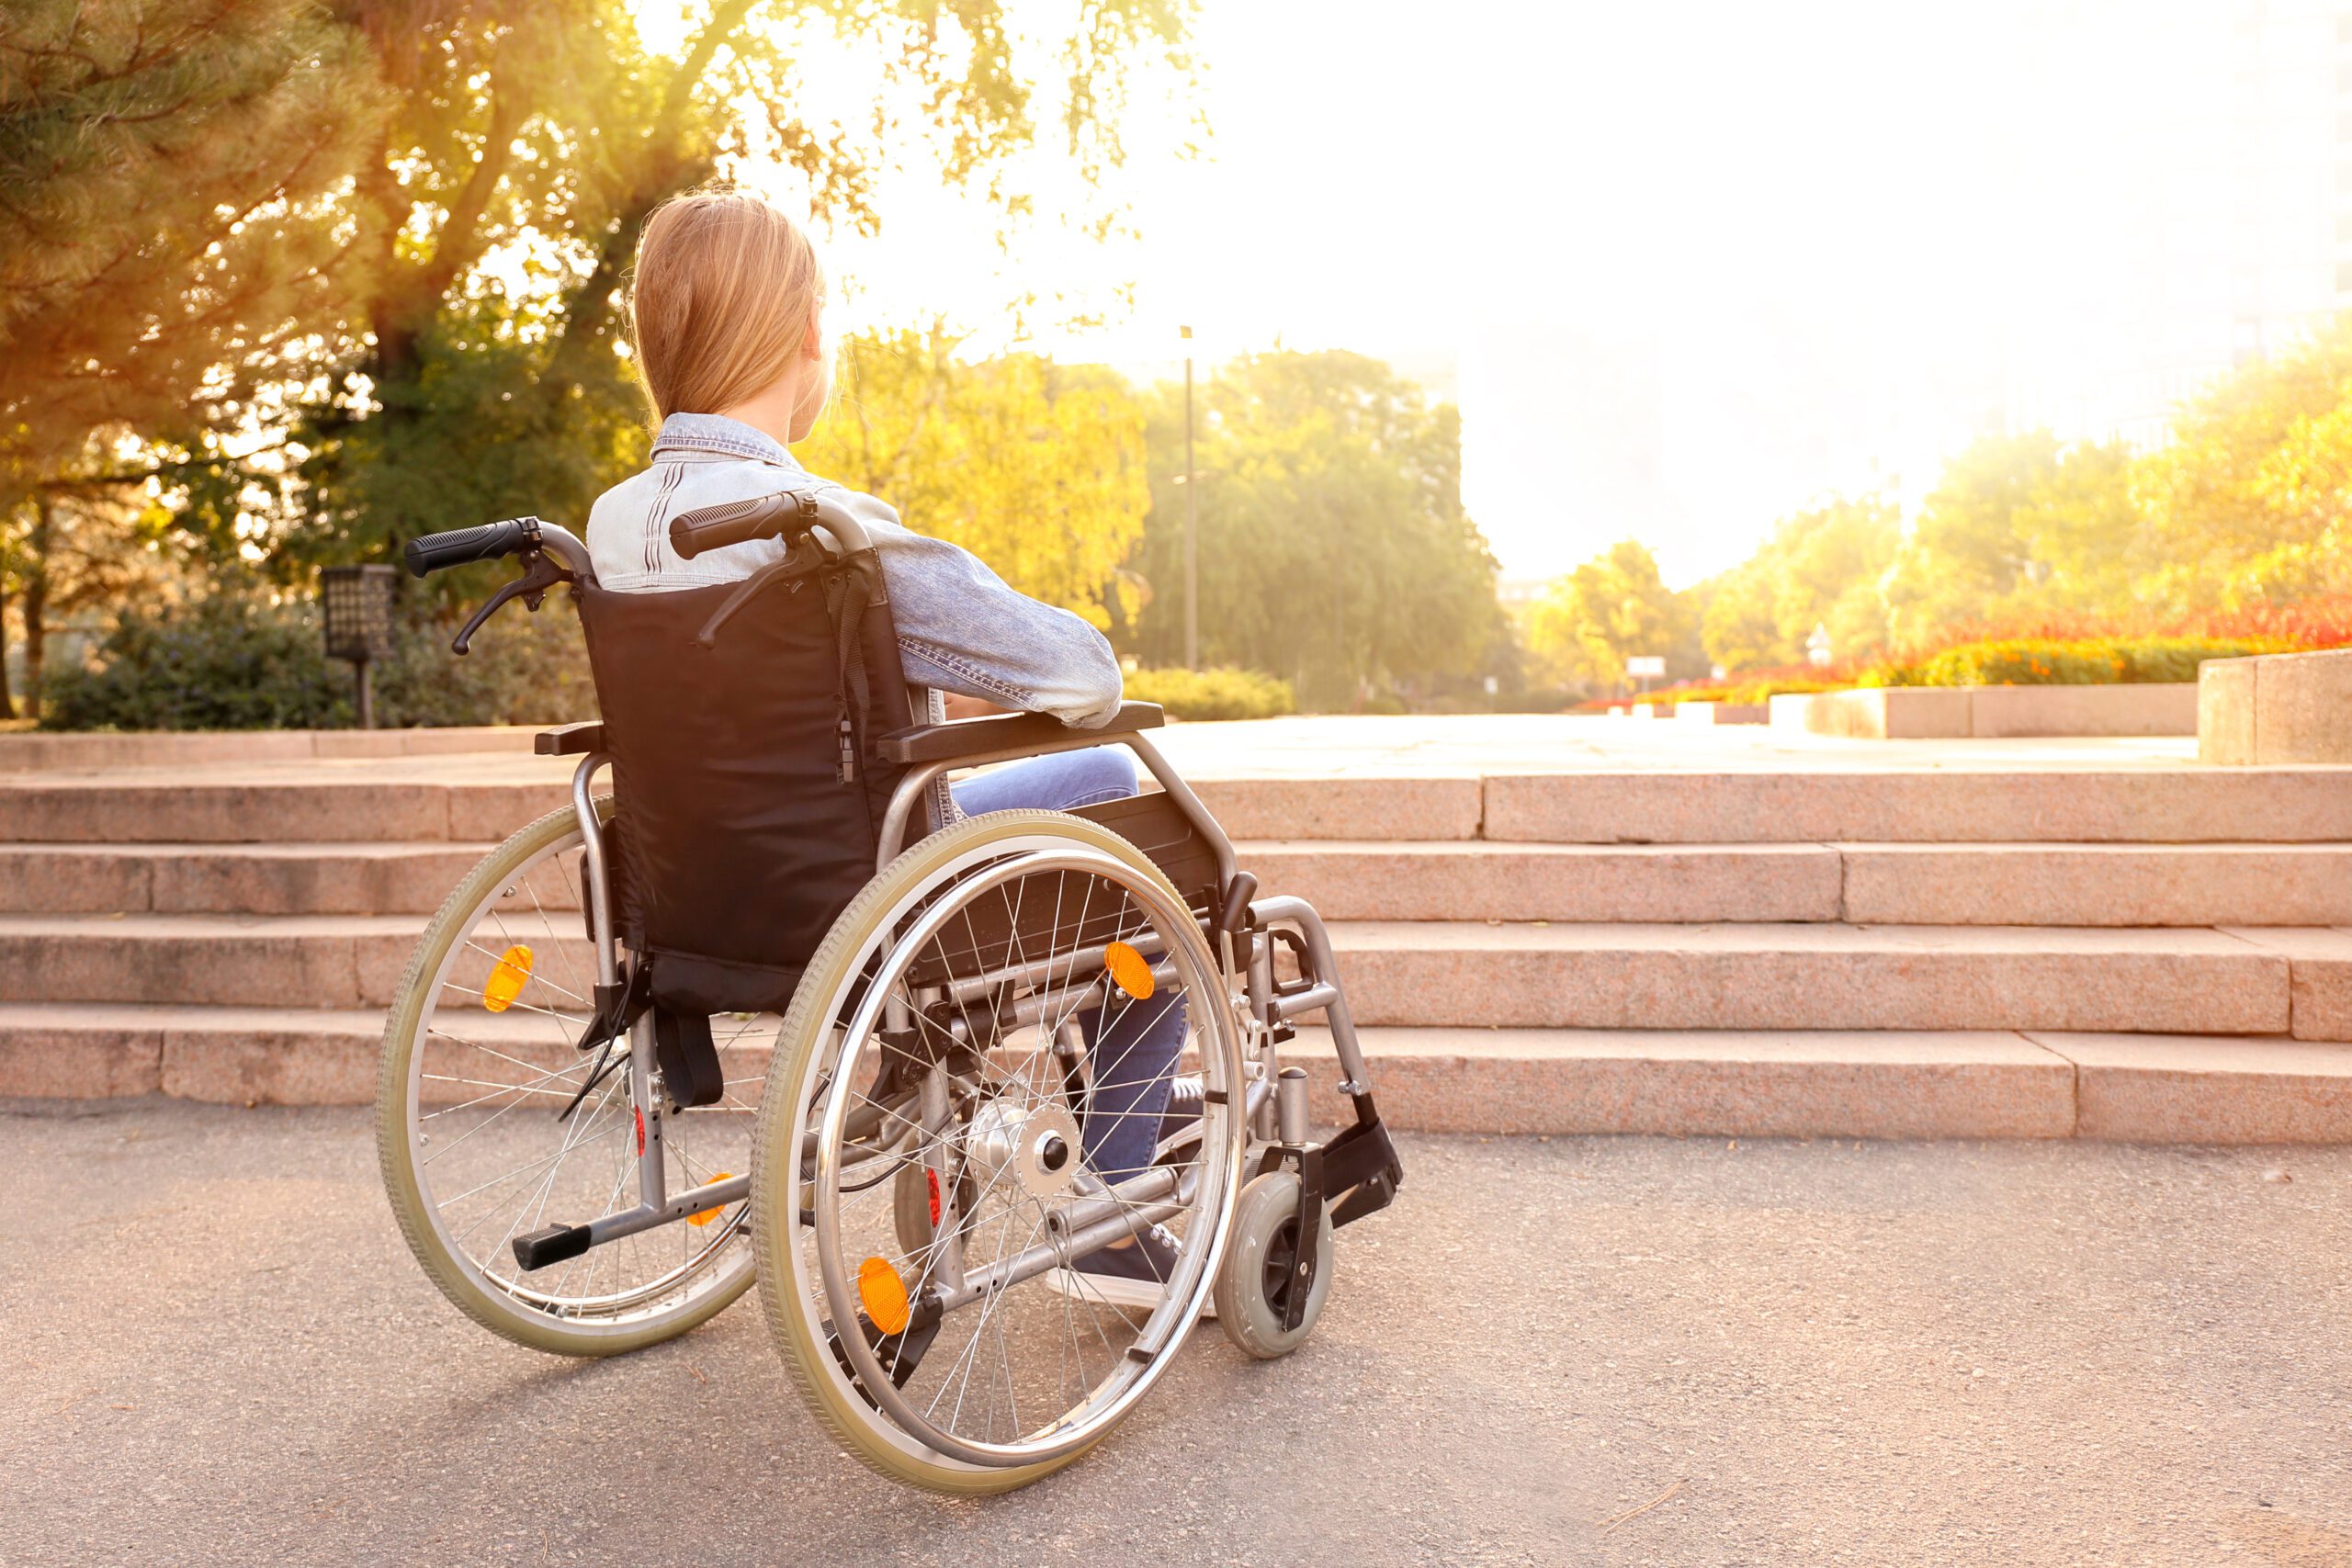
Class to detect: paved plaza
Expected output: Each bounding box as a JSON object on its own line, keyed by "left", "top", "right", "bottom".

{"left": 6, "top": 1098, "right": 2350, "bottom": 1566}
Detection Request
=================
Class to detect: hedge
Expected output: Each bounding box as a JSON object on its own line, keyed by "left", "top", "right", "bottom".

{"left": 1865, "top": 636, "right": 2281, "bottom": 689}
{"left": 40, "top": 592, "right": 595, "bottom": 731}
{"left": 40, "top": 593, "right": 1303, "bottom": 731}
{"left": 1122, "top": 665, "right": 1296, "bottom": 721}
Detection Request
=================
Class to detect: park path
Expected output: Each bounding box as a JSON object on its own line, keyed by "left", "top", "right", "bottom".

{"left": 6, "top": 1099, "right": 2350, "bottom": 1566}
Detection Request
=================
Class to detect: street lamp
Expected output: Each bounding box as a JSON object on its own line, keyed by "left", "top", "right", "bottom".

{"left": 1181, "top": 324, "right": 1198, "bottom": 671}
{"left": 321, "top": 564, "right": 397, "bottom": 728}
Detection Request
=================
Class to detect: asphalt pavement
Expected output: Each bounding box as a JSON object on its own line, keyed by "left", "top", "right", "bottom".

{"left": 6, "top": 1098, "right": 2349, "bottom": 1567}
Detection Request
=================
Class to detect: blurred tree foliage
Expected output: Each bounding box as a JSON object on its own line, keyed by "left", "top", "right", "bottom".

{"left": 1700, "top": 495, "right": 1900, "bottom": 671}
{"left": 797, "top": 329, "right": 1150, "bottom": 629}
{"left": 2135, "top": 320, "right": 2352, "bottom": 612}
{"left": 1115, "top": 350, "right": 1500, "bottom": 707}
{"left": 1687, "top": 319, "right": 2352, "bottom": 677}
{"left": 1523, "top": 540, "right": 1700, "bottom": 690}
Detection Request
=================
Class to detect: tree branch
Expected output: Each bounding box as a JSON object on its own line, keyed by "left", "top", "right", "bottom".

{"left": 408, "top": 64, "right": 530, "bottom": 310}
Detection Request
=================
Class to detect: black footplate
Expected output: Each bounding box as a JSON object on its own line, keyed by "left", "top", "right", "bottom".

{"left": 1321, "top": 1098, "right": 1404, "bottom": 1228}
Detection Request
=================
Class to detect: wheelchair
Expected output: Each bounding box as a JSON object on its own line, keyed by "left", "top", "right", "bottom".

{"left": 375, "top": 491, "right": 1403, "bottom": 1493}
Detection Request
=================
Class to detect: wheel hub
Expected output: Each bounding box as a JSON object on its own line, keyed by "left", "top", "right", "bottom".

{"left": 965, "top": 1096, "right": 1083, "bottom": 1202}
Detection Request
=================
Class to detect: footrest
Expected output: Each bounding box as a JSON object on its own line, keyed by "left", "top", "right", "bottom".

{"left": 1322, "top": 1108, "right": 1404, "bottom": 1228}
{"left": 512, "top": 1223, "right": 593, "bottom": 1272}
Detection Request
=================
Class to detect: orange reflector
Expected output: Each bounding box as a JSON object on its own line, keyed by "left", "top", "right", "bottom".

{"left": 859, "top": 1255, "right": 910, "bottom": 1336}
{"left": 1103, "top": 941, "right": 1154, "bottom": 1000}
{"left": 687, "top": 1173, "right": 734, "bottom": 1227}
{"left": 482, "top": 944, "right": 534, "bottom": 1012}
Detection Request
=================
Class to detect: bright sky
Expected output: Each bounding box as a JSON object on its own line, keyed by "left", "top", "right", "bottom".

{"left": 673, "top": 0, "right": 2245, "bottom": 587}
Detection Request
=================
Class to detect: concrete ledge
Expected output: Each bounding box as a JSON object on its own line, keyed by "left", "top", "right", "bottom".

{"left": 1771, "top": 688, "right": 1972, "bottom": 739}
{"left": 1674, "top": 701, "right": 1769, "bottom": 725}
{"left": 1771, "top": 684, "right": 2198, "bottom": 739}
{"left": 2199, "top": 648, "right": 2352, "bottom": 763}
{"left": 0, "top": 727, "right": 541, "bottom": 773}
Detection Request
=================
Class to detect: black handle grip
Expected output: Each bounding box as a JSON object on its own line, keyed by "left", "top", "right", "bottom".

{"left": 671, "top": 491, "right": 815, "bottom": 559}
{"left": 403, "top": 518, "right": 534, "bottom": 578}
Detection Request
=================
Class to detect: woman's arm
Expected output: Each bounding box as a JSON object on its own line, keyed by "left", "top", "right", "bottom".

{"left": 824, "top": 486, "right": 1125, "bottom": 728}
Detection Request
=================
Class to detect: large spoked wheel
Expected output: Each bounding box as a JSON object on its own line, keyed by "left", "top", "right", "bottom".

{"left": 752, "top": 810, "right": 1249, "bottom": 1495}
{"left": 377, "top": 802, "right": 760, "bottom": 1355}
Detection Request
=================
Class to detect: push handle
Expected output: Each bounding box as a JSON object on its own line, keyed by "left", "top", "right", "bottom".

{"left": 670, "top": 491, "right": 817, "bottom": 559}
{"left": 402, "top": 517, "right": 536, "bottom": 578}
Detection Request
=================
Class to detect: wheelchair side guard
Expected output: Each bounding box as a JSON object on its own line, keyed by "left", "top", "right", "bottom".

{"left": 826, "top": 1291, "right": 946, "bottom": 1404}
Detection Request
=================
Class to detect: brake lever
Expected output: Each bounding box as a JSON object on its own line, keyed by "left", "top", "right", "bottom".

{"left": 451, "top": 549, "right": 568, "bottom": 655}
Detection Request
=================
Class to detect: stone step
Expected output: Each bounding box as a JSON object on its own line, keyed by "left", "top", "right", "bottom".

{"left": 1239, "top": 841, "right": 1844, "bottom": 922}
{"left": 6, "top": 1003, "right": 2346, "bottom": 1144}
{"left": 4, "top": 911, "right": 2348, "bottom": 1041}
{"left": 1241, "top": 840, "right": 2352, "bottom": 926}
{"left": 11, "top": 766, "right": 2350, "bottom": 848}
{"left": 0, "top": 774, "right": 1476, "bottom": 846}
{"left": 1483, "top": 768, "right": 2352, "bottom": 843}
{"left": 1321, "top": 921, "right": 2352, "bottom": 1039}
{"left": 1838, "top": 842, "right": 2352, "bottom": 926}
{"left": 1294, "top": 1027, "right": 2352, "bottom": 1144}
{"left": 12, "top": 837, "right": 2348, "bottom": 926}
{"left": 0, "top": 913, "right": 437, "bottom": 1010}
{"left": 0, "top": 842, "right": 500, "bottom": 915}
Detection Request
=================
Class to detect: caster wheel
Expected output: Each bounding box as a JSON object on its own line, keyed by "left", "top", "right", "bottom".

{"left": 1215, "top": 1169, "right": 1335, "bottom": 1359}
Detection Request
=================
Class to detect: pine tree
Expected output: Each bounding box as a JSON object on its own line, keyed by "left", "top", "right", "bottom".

{"left": 0, "top": 0, "right": 381, "bottom": 710}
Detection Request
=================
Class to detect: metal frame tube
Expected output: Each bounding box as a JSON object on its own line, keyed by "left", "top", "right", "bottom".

{"left": 1251, "top": 894, "right": 1375, "bottom": 1097}
{"left": 876, "top": 730, "right": 1239, "bottom": 896}
{"left": 571, "top": 753, "right": 617, "bottom": 990}
{"left": 582, "top": 1171, "right": 751, "bottom": 1247}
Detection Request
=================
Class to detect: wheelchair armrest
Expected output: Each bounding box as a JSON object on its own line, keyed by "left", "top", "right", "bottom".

{"left": 534, "top": 721, "right": 606, "bottom": 757}
{"left": 876, "top": 702, "right": 1165, "bottom": 766}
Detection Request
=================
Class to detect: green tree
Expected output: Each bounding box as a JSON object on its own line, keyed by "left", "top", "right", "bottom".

{"left": 1700, "top": 495, "right": 1898, "bottom": 671}
{"left": 2135, "top": 317, "right": 2352, "bottom": 611}
{"left": 796, "top": 328, "right": 1151, "bottom": 628}
{"left": 1883, "top": 434, "right": 2061, "bottom": 644}
{"left": 1119, "top": 350, "right": 1499, "bottom": 706}
{"left": 1524, "top": 540, "right": 1697, "bottom": 691}
{"left": 269, "top": 0, "right": 1196, "bottom": 604}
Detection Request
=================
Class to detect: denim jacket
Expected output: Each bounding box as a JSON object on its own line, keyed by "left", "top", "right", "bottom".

{"left": 585, "top": 412, "right": 1125, "bottom": 728}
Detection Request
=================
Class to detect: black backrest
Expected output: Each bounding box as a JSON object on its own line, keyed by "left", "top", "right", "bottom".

{"left": 575, "top": 570, "right": 910, "bottom": 1014}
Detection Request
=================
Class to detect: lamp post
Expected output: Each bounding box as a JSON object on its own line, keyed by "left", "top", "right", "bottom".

{"left": 1181, "top": 323, "right": 1198, "bottom": 671}
{"left": 321, "top": 565, "right": 397, "bottom": 728}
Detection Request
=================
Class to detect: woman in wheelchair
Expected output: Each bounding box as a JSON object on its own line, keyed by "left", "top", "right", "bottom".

{"left": 377, "top": 189, "right": 1399, "bottom": 1493}
{"left": 592, "top": 191, "right": 1184, "bottom": 1306}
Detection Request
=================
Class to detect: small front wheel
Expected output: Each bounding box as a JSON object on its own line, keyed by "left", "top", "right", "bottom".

{"left": 1214, "top": 1169, "right": 1335, "bottom": 1359}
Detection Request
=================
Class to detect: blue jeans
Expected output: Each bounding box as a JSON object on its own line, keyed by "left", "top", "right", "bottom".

{"left": 951, "top": 748, "right": 1186, "bottom": 1184}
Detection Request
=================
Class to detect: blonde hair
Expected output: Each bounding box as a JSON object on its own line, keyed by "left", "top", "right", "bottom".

{"left": 628, "top": 189, "right": 825, "bottom": 421}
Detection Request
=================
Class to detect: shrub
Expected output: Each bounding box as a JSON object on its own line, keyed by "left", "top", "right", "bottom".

{"left": 1869, "top": 636, "right": 2280, "bottom": 688}
{"left": 40, "top": 590, "right": 597, "bottom": 731}
{"left": 1122, "top": 665, "right": 1295, "bottom": 721}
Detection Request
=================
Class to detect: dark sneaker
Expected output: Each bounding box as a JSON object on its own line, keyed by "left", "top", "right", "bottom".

{"left": 1046, "top": 1224, "right": 1213, "bottom": 1317}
